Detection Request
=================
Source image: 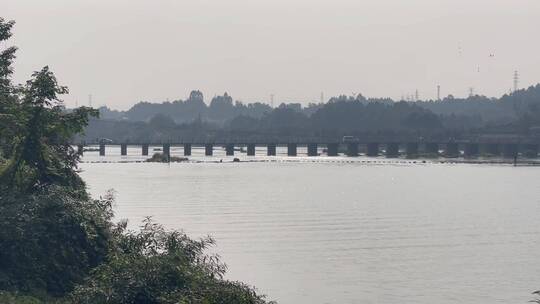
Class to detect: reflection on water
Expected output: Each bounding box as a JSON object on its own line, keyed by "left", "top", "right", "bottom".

{"left": 80, "top": 152, "right": 540, "bottom": 304}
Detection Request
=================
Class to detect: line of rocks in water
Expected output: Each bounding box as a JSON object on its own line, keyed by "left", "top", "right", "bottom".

{"left": 80, "top": 158, "right": 540, "bottom": 166}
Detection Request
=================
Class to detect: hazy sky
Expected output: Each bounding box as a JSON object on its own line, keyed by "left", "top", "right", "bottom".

{"left": 3, "top": 0, "right": 540, "bottom": 109}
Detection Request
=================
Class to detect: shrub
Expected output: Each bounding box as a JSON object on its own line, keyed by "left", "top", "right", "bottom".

{"left": 0, "top": 292, "right": 43, "bottom": 304}
{"left": 0, "top": 188, "right": 114, "bottom": 297}
{"left": 69, "top": 218, "right": 272, "bottom": 304}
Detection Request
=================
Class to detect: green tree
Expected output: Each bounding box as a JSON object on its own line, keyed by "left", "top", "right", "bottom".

{"left": 0, "top": 18, "right": 18, "bottom": 159}
{"left": 0, "top": 17, "right": 16, "bottom": 96}
{"left": 0, "top": 17, "right": 272, "bottom": 304}
{"left": 0, "top": 17, "right": 112, "bottom": 299}
{"left": 0, "top": 66, "right": 98, "bottom": 192}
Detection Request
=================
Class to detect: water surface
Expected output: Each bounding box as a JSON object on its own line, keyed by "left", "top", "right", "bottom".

{"left": 80, "top": 152, "right": 540, "bottom": 304}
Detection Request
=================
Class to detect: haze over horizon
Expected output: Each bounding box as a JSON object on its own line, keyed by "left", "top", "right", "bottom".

{"left": 3, "top": 0, "right": 540, "bottom": 110}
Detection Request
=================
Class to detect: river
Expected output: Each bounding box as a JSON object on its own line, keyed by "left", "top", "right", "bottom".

{"left": 80, "top": 147, "right": 540, "bottom": 304}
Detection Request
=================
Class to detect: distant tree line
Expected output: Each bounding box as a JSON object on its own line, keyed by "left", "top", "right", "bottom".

{"left": 83, "top": 86, "right": 540, "bottom": 143}
{"left": 100, "top": 91, "right": 273, "bottom": 123}
{"left": 418, "top": 86, "right": 540, "bottom": 128}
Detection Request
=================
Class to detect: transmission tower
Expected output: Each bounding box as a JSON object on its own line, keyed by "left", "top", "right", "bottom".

{"left": 513, "top": 71, "right": 519, "bottom": 92}
{"left": 270, "top": 94, "right": 274, "bottom": 108}
{"left": 437, "top": 85, "right": 441, "bottom": 101}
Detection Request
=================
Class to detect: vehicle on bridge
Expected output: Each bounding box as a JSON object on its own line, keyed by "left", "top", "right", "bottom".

{"left": 98, "top": 138, "right": 114, "bottom": 144}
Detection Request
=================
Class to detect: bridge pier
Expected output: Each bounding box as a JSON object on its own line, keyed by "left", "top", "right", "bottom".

{"left": 464, "top": 143, "right": 479, "bottom": 158}
{"left": 226, "top": 144, "right": 234, "bottom": 156}
{"left": 366, "top": 143, "right": 379, "bottom": 157}
{"left": 205, "top": 144, "right": 213, "bottom": 156}
{"left": 483, "top": 143, "right": 500, "bottom": 156}
{"left": 405, "top": 143, "right": 418, "bottom": 158}
{"left": 247, "top": 144, "right": 256, "bottom": 156}
{"left": 523, "top": 144, "right": 539, "bottom": 158}
{"left": 307, "top": 143, "right": 318, "bottom": 156}
{"left": 267, "top": 144, "right": 276, "bottom": 156}
{"left": 162, "top": 144, "right": 170, "bottom": 160}
{"left": 502, "top": 143, "right": 518, "bottom": 158}
{"left": 346, "top": 143, "right": 358, "bottom": 157}
{"left": 184, "top": 144, "right": 191, "bottom": 156}
{"left": 385, "top": 143, "right": 399, "bottom": 158}
{"left": 287, "top": 143, "right": 297, "bottom": 156}
{"left": 327, "top": 143, "right": 338, "bottom": 156}
{"left": 121, "top": 144, "right": 127, "bottom": 156}
{"left": 445, "top": 143, "right": 459, "bottom": 157}
{"left": 425, "top": 143, "right": 439, "bottom": 156}
{"left": 77, "top": 144, "right": 84, "bottom": 156}
{"left": 78, "top": 141, "right": 540, "bottom": 159}
{"left": 142, "top": 144, "right": 149, "bottom": 156}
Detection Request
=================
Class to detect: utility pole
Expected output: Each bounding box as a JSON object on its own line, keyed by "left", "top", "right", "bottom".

{"left": 437, "top": 85, "right": 441, "bottom": 101}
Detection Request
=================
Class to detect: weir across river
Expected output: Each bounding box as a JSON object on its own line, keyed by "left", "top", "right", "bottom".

{"left": 75, "top": 139, "right": 540, "bottom": 159}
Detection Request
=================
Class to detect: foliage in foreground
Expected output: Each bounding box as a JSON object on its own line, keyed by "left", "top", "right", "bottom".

{"left": 0, "top": 292, "right": 43, "bottom": 304}
{"left": 70, "top": 217, "right": 270, "bottom": 304}
{"left": 0, "top": 187, "right": 272, "bottom": 303}
{"left": 0, "top": 187, "right": 113, "bottom": 296}
{"left": 0, "top": 17, "right": 273, "bottom": 304}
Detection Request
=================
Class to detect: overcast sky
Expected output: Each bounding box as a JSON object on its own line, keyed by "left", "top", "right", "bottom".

{"left": 3, "top": 0, "right": 540, "bottom": 109}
